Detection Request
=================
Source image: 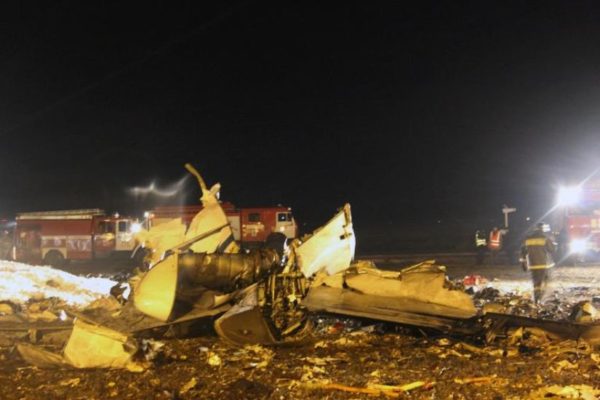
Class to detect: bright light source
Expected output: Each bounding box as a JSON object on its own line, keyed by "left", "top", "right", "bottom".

{"left": 558, "top": 186, "right": 582, "bottom": 207}
{"left": 570, "top": 238, "right": 589, "bottom": 254}
{"left": 130, "top": 222, "right": 142, "bottom": 233}
{"left": 144, "top": 211, "right": 150, "bottom": 218}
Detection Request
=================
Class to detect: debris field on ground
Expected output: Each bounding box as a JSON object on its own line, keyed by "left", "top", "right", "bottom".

{"left": 2, "top": 258, "right": 600, "bottom": 399}
{"left": 1, "top": 168, "right": 600, "bottom": 398}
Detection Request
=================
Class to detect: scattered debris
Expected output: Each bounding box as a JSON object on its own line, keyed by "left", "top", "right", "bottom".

{"left": 463, "top": 274, "right": 488, "bottom": 286}
{"left": 570, "top": 301, "right": 600, "bottom": 323}
{"left": 179, "top": 377, "right": 197, "bottom": 394}
{"left": 525, "top": 384, "right": 600, "bottom": 399}
{"left": 58, "top": 377, "right": 80, "bottom": 387}
{"left": 207, "top": 352, "right": 222, "bottom": 367}
{"left": 305, "top": 380, "right": 434, "bottom": 398}
{"left": 454, "top": 375, "right": 496, "bottom": 384}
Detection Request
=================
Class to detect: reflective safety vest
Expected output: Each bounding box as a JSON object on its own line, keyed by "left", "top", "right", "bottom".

{"left": 475, "top": 235, "right": 486, "bottom": 247}
{"left": 488, "top": 231, "right": 502, "bottom": 250}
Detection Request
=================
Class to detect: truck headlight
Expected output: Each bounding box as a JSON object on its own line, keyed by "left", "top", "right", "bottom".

{"left": 130, "top": 222, "right": 143, "bottom": 234}
{"left": 570, "top": 238, "right": 589, "bottom": 254}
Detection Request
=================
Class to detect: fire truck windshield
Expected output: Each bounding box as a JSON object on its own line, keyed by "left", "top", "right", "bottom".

{"left": 98, "top": 221, "right": 116, "bottom": 234}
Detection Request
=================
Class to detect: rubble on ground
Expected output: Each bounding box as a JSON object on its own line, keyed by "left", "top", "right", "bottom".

{"left": 3, "top": 255, "right": 600, "bottom": 398}
{"left": 3, "top": 312, "right": 600, "bottom": 399}
{"left": 2, "top": 167, "right": 600, "bottom": 397}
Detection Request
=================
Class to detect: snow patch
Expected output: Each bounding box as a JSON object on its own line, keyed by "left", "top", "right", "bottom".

{"left": 0, "top": 260, "right": 116, "bottom": 306}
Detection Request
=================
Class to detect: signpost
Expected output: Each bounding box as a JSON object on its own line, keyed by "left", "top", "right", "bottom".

{"left": 502, "top": 205, "right": 517, "bottom": 228}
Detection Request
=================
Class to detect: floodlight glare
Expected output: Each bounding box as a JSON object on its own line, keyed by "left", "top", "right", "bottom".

{"left": 557, "top": 185, "right": 582, "bottom": 207}
{"left": 130, "top": 222, "right": 143, "bottom": 233}
{"left": 569, "top": 238, "right": 588, "bottom": 254}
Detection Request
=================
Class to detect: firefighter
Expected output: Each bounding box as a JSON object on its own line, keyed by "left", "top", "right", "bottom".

{"left": 521, "top": 222, "right": 556, "bottom": 304}
{"left": 474, "top": 230, "right": 487, "bottom": 265}
{"left": 488, "top": 226, "right": 503, "bottom": 265}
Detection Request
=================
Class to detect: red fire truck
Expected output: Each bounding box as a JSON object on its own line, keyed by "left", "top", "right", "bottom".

{"left": 147, "top": 203, "right": 297, "bottom": 248}
{"left": 13, "top": 209, "right": 139, "bottom": 267}
{"left": 556, "top": 179, "right": 600, "bottom": 261}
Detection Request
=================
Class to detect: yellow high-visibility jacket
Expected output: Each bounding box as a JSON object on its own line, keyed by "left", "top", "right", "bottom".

{"left": 521, "top": 230, "right": 555, "bottom": 270}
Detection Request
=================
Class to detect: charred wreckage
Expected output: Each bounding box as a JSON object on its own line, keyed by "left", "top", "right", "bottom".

{"left": 8, "top": 165, "right": 600, "bottom": 371}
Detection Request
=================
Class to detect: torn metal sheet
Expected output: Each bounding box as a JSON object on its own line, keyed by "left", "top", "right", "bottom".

{"left": 134, "top": 253, "right": 178, "bottom": 321}
{"left": 135, "top": 165, "right": 239, "bottom": 266}
{"left": 570, "top": 301, "right": 600, "bottom": 323}
{"left": 343, "top": 262, "right": 476, "bottom": 316}
{"left": 214, "top": 285, "right": 279, "bottom": 346}
{"left": 70, "top": 296, "right": 231, "bottom": 336}
{"left": 186, "top": 183, "right": 238, "bottom": 254}
{"left": 295, "top": 203, "right": 355, "bottom": 277}
{"left": 17, "top": 343, "right": 71, "bottom": 369}
{"left": 184, "top": 164, "right": 238, "bottom": 254}
{"left": 483, "top": 312, "right": 600, "bottom": 346}
{"left": 135, "top": 219, "right": 187, "bottom": 265}
{"left": 303, "top": 286, "right": 477, "bottom": 332}
{"left": 304, "top": 260, "right": 476, "bottom": 330}
{"left": 64, "top": 319, "right": 142, "bottom": 370}
{"left": 17, "top": 319, "right": 146, "bottom": 371}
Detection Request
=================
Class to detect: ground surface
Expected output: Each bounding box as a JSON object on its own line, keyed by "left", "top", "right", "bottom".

{"left": 2, "top": 254, "right": 600, "bottom": 399}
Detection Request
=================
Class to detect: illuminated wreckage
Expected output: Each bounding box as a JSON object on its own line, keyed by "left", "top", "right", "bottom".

{"left": 126, "top": 166, "right": 478, "bottom": 347}
{"left": 17, "top": 166, "right": 360, "bottom": 369}
{"left": 22, "top": 166, "right": 600, "bottom": 371}
{"left": 128, "top": 164, "right": 357, "bottom": 346}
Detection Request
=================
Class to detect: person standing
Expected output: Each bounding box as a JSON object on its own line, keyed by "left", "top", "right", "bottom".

{"left": 521, "top": 223, "right": 556, "bottom": 304}
{"left": 488, "top": 226, "right": 503, "bottom": 265}
{"left": 474, "top": 230, "right": 487, "bottom": 265}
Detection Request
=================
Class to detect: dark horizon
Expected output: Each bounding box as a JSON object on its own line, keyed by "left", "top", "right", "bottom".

{"left": 1, "top": 2, "right": 600, "bottom": 231}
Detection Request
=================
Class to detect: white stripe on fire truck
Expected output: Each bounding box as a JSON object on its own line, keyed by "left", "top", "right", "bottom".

{"left": 41, "top": 235, "right": 92, "bottom": 240}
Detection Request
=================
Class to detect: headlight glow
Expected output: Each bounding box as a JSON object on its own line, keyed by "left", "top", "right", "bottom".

{"left": 130, "top": 222, "right": 143, "bottom": 233}
{"left": 558, "top": 185, "right": 582, "bottom": 207}
{"left": 569, "top": 238, "right": 589, "bottom": 254}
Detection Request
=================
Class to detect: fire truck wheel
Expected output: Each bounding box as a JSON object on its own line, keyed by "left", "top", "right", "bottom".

{"left": 44, "top": 250, "right": 66, "bottom": 268}
{"left": 264, "top": 232, "right": 288, "bottom": 259}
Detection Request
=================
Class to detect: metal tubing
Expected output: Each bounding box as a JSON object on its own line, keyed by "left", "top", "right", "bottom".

{"left": 178, "top": 249, "right": 280, "bottom": 292}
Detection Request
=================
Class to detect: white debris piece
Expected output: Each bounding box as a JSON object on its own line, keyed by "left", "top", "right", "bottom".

{"left": 0, "top": 260, "right": 116, "bottom": 306}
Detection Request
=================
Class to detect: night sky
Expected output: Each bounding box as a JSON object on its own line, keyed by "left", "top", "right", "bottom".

{"left": 1, "top": 2, "right": 600, "bottom": 233}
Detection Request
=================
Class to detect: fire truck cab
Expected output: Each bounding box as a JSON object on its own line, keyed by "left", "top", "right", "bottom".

{"left": 556, "top": 180, "right": 600, "bottom": 261}
{"left": 148, "top": 203, "right": 297, "bottom": 248}
{"left": 14, "top": 209, "right": 138, "bottom": 267}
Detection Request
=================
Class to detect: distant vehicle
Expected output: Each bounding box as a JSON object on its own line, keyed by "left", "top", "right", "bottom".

{"left": 147, "top": 203, "right": 297, "bottom": 249}
{"left": 556, "top": 179, "right": 600, "bottom": 261}
{"left": 13, "top": 209, "right": 140, "bottom": 267}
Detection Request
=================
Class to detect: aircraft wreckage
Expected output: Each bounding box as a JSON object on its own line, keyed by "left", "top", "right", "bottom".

{"left": 12, "top": 165, "right": 600, "bottom": 370}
